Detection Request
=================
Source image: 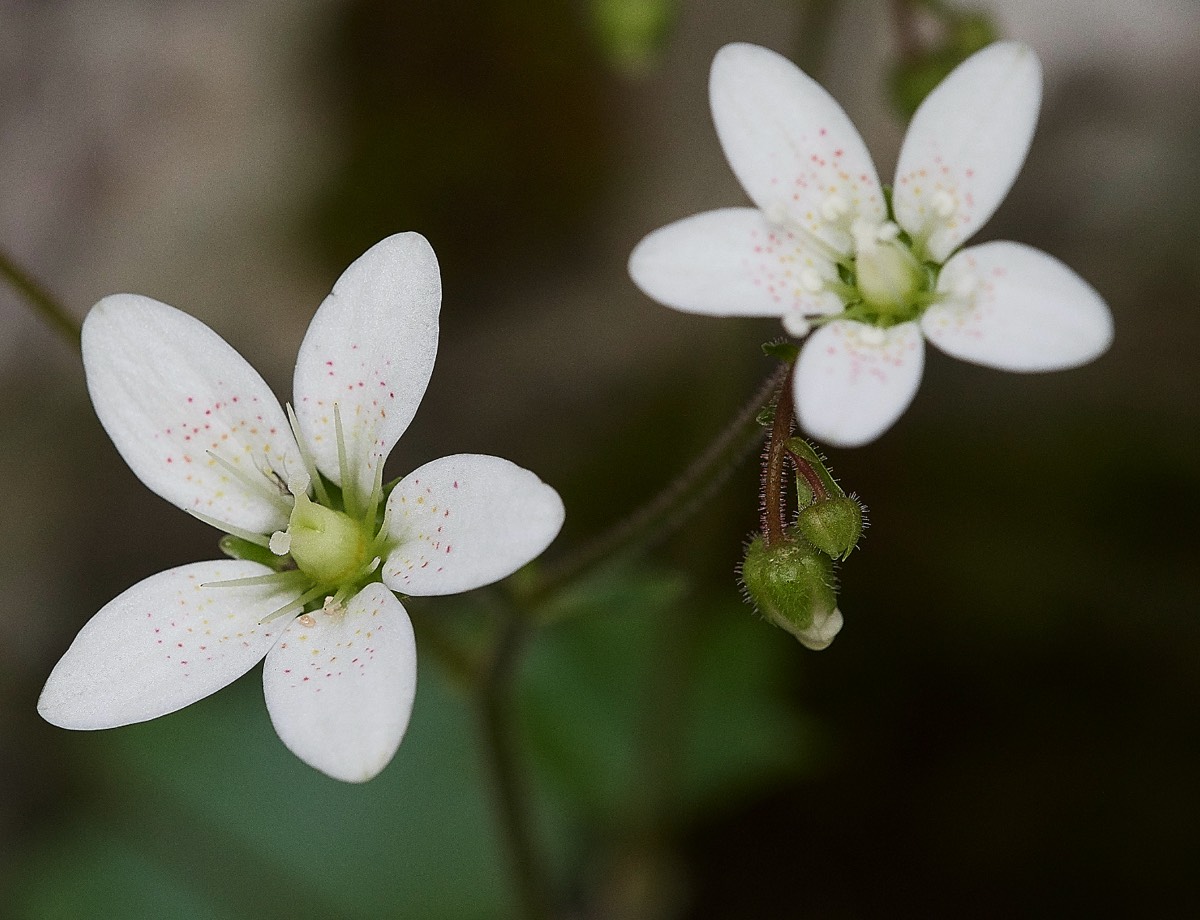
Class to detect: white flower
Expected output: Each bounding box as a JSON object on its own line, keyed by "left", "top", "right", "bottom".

{"left": 38, "top": 233, "right": 565, "bottom": 783}
{"left": 629, "top": 41, "right": 1113, "bottom": 447}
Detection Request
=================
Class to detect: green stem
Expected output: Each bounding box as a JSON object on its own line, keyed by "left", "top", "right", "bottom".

{"left": 0, "top": 247, "right": 81, "bottom": 350}
{"left": 476, "top": 607, "right": 554, "bottom": 920}
{"left": 408, "top": 605, "right": 482, "bottom": 690}
{"left": 523, "top": 365, "right": 787, "bottom": 609}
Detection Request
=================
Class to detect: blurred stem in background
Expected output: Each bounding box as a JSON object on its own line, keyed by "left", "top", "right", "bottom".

{"left": 522, "top": 365, "right": 788, "bottom": 616}
{"left": 487, "top": 365, "right": 791, "bottom": 916}
{"left": 478, "top": 606, "right": 554, "bottom": 920}
{"left": 0, "top": 246, "right": 81, "bottom": 350}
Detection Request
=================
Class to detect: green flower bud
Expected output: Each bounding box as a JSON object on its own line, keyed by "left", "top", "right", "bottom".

{"left": 741, "top": 536, "right": 843, "bottom": 651}
{"left": 796, "top": 496, "right": 864, "bottom": 560}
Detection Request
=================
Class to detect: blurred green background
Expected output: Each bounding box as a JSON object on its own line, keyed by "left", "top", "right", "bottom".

{"left": 2, "top": 0, "right": 1198, "bottom": 917}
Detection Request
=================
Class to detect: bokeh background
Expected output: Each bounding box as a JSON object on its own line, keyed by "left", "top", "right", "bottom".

{"left": 2, "top": 0, "right": 1199, "bottom": 917}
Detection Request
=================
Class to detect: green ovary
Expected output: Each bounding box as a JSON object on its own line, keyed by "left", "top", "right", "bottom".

{"left": 286, "top": 491, "right": 369, "bottom": 586}
{"left": 856, "top": 239, "right": 924, "bottom": 314}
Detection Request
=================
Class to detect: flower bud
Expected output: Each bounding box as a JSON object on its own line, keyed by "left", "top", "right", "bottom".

{"left": 740, "top": 536, "right": 843, "bottom": 650}
{"left": 796, "top": 496, "right": 864, "bottom": 560}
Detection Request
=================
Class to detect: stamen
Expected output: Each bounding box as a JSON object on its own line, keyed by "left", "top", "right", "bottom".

{"left": 269, "top": 531, "right": 292, "bottom": 555}
{"left": 764, "top": 203, "right": 790, "bottom": 227}
{"left": 782, "top": 312, "right": 812, "bottom": 338}
{"left": 186, "top": 509, "right": 272, "bottom": 547}
{"left": 363, "top": 450, "right": 386, "bottom": 530}
{"left": 932, "top": 190, "right": 957, "bottom": 218}
{"left": 850, "top": 219, "right": 877, "bottom": 255}
{"left": 858, "top": 327, "right": 886, "bottom": 347}
{"left": 259, "top": 583, "right": 328, "bottom": 625}
{"left": 876, "top": 222, "right": 901, "bottom": 242}
{"left": 820, "top": 194, "right": 848, "bottom": 223}
{"left": 202, "top": 570, "right": 309, "bottom": 589}
{"left": 951, "top": 273, "right": 979, "bottom": 301}
{"left": 285, "top": 403, "right": 331, "bottom": 507}
{"left": 334, "top": 403, "right": 359, "bottom": 518}
{"left": 763, "top": 201, "right": 850, "bottom": 265}
{"left": 205, "top": 450, "right": 292, "bottom": 512}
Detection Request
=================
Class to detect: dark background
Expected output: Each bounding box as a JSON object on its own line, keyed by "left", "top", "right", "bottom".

{"left": 2, "top": 1, "right": 1198, "bottom": 917}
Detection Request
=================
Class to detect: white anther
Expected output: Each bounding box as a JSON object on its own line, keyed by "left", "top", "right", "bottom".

{"left": 850, "top": 219, "right": 877, "bottom": 254}
{"left": 952, "top": 273, "right": 979, "bottom": 300}
{"left": 858, "top": 326, "right": 887, "bottom": 347}
{"left": 269, "top": 531, "right": 292, "bottom": 555}
{"left": 932, "top": 190, "right": 956, "bottom": 218}
{"left": 800, "top": 268, "right": 824, "bottom": 293}
{"left": 321, "top": 595, "right": 345, "bottom": 617}
{"left": 820, "top": 194, "right": 848, "bottom": 223}
{"left": 876, "top": 222, "right": 901, "bottom": 242}
{"left": 765, "top": 203, "right": 790, "bottom": 227}
{"left": 783, "top": 312, "right": 812, "bottom": 338}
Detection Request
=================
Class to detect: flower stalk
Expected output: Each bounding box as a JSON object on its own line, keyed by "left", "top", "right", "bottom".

{"left": 522, "top": 364, "right": 787, "bottom": 613}
{"left": 0, "top": 246, "right": 81, "bottom": 349}
{"left": 476, "top": 607, "right": 554, "bottom": 920}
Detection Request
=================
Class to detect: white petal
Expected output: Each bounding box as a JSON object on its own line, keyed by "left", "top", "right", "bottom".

{"left": 797, "top": 606, "right": 843, "bottom": 651}
{"left": 893, "top": 41, "right": 1042, "bottom": 262}
{"left": 83, "top": 296, "right": 303, "bottom": 534}
{"left": 382, "top": 455, "right": 564, "bottom": 597}
{"left": 923, "top": 241, "right": 1113, "bottom": 371}
{"left": 293, "top": 233, "right": 441, "bottom": 500}
{"left": 38, "top": 561, "right": 297, "bottom": 730}
{"left": 263, "top": 584, "right": 416, "bottom": 783}
{"left": 628, "top": 208, "right": 841, "bottom": 322}
{"left": 793, "top": 320, "right": 925, "bottom": 448}
{"left": 710, "top": 43, "right": 885, "bottom": 256}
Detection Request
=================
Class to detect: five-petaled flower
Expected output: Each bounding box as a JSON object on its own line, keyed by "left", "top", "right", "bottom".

{"left": 39, "top": 233, "right": 565, "bottom": 783}
{"left": 630, "top": 41, "right": 1113, "bottom": 447}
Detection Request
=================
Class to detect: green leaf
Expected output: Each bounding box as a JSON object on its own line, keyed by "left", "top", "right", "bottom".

{"left": 16, "top": 670, "right": 517, "bottom": 920}
{"left": 521, "top": 564, "right": 823, "bottom": 827}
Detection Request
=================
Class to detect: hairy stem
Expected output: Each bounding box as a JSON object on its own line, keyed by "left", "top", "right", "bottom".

{"left": 761, "top": 363, "right": 798, "bottom": 546}
{"left": 0, "top": 247, "right": 81, "bottom": 350}
{"left": 476, "top": 607, "right": 554, "bottom": 920}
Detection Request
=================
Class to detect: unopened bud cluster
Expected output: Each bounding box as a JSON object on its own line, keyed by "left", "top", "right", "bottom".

{"left": 740, "top": 439, "right": 866, "bottom": 650}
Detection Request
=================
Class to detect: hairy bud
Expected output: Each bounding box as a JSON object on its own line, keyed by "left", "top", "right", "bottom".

{"left": 796, "top": 496, "right": 864, "bottom": 560}
{"left": 741, "top": 535, "right": 843, "bottom": 651}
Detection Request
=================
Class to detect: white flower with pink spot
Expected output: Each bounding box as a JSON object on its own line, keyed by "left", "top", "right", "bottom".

{"left": 630, "top": 41, "right": 1113, "bottom": 447}
{"left": 39, "top": 233, "right": 565, "bottom": 783}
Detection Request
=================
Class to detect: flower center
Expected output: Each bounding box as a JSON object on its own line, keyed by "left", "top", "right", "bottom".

{"left": 281, "top": 484, "right": 369, "bottom": 585}
{"left": 850, "top": 220, "right": 925, "bottom": 316}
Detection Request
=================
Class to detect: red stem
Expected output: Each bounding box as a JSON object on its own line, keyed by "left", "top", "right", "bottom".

{"left": 761, "top": 364, "right": 797, "bottom": 546}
